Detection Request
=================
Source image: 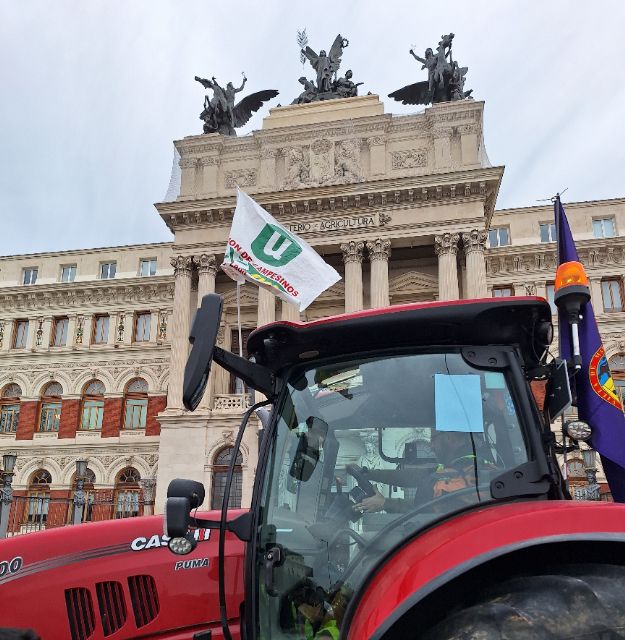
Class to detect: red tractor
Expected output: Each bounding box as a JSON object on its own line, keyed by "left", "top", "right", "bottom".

{"left": 3, "top": 295, "right": 625, "bottom": 639}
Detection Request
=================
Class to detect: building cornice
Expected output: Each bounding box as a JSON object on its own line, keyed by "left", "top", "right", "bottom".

{"left": 0, "top": 241, "right": 173, "bottom": 262}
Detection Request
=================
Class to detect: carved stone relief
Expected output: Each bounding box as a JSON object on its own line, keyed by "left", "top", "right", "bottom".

{"left": 224, "top": 168, "right": 257, "bottom": 189}
{"left": 391, "top": 149, "right": 427, "bottom": 169}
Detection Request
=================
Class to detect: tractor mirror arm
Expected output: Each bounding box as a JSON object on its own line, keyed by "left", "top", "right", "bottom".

{"left": 190, "top": 512, "right": 253, "bottom": 542}
{"left": 213, "top": 346, "right": 281, "bottom": 398}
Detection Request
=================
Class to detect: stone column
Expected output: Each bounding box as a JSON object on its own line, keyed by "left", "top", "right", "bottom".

{"left": 167, "top": 255, "right": 194, "bottom": 409}
{"left": 366, "top": 239, "right": 392, "bottom": 309}
{"left": 435, "top": 233, "right": 460, "bottom": 301}
{"left": 196, "top": 254, "right": 218, "bottom": 410}
{"left": 281, "top": 300, "right": 300, "bottom": 322}
{"left": 196, "top": 254, "right": 218, "bottom": 303}
{"left": 257, "top": 287, "right": 276, "bottom": 327}
{"left": 139, "top": 478, "right": 157, "bottom": 516}
{"left": 462, "top": 230, "right": 489, "bottom": 299}
{"left": 341, "top": 241, "right": 365, "bottom": 313}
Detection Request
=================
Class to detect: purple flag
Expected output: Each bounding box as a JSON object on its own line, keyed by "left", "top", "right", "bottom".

{"left": 556, "top": 198, "right": 625, "bottom": 501}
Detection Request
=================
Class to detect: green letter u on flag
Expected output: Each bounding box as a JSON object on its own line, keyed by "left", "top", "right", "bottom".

{"left": 251, "top": 224, "right": 302, "bottom": 266}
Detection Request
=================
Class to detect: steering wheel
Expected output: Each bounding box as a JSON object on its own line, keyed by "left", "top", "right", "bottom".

{"left": 345, "top": 464, "right": 376, "bottom": 498}
{"left": 327, "top": 527, "right": 367, "bottom": 551}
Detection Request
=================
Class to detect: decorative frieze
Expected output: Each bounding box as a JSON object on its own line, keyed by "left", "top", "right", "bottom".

{"left": 224, "top": 168, "right": 257, "bottom": 189}
{"left": 391, "top": 149, "right": 427, "bottom": 169}
{"left": 158, "top": 310, "right": 168, "bottom": 341}
{"left": 35, "top": 319, "right": 44, "bottom": 347}
{"left": 116, "top": 313, "right": 125, "bottom": 342}
{"left": 75, "top": 316, "right": 85, "bottom": 345}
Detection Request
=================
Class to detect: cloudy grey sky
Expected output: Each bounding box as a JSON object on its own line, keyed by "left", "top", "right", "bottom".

{"left": 1, "top": 1, "right": 624, "bottom": 256}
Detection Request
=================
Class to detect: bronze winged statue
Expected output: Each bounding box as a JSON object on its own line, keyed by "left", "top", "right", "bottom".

{"left": 293, "top": 34, "right": 363, "bottom": 103}
{"left": 195, "top": 74, "right": 279, "bottom": 136}
{"left": 389, "top": 33, "right": 472, "bottom": 106}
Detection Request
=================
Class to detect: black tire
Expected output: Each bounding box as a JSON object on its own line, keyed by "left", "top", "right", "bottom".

{"left": 422, "top": 564, "right": 625, "bottom": 640}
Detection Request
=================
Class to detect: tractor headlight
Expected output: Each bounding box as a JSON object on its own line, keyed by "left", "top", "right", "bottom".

{"left": 167, "top": 533, "right": 197, "bottom": 556}
{"left": 565, "top": 420, "right": 592, "bottom": 442}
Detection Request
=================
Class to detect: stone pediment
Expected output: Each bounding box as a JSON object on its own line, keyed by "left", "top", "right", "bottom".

{"left": 389, "top": 271, "right": 437, "bottom": 294}
{"left": 221, "top": 285, "right": 259, "bottom": 307}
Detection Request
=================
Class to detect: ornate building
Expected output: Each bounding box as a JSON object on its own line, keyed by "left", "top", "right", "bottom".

{"left": 1, "top": 96, "right": 623, "bottom": 527}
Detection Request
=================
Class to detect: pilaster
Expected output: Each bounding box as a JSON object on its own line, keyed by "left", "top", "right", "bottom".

{"left": 341, "top": 240, "right": 365, "bottom": 312}
{"left": 462, "top": 229, "right": 488, "bottom": 299}
{"left": 366, "top": 239, "right": 391, "bottom": 309}
{"left": 435, "top": 233, "right": 460, "bottom": 301}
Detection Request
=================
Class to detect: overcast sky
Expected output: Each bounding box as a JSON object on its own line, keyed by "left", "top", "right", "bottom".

{"left": 1, "top": 1, "right": 624, "bottom": 256}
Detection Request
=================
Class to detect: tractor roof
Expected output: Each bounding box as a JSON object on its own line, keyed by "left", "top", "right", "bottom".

{"left": 247, "top": 297, "right": 552, "bottom": 373}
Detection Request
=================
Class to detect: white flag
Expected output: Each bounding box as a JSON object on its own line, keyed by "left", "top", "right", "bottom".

{"left": 221, "top": 190, "right": 341, "bottom": 311}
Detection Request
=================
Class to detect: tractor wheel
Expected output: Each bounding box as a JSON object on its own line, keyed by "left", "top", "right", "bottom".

{"left": 422, "top": 564, "right": 625, "bottom": 639}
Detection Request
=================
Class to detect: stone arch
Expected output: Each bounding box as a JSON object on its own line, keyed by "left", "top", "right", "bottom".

{"left": 604, "top": 341, "right": 625, "bottom": 361}
{"left": 0, "top": 374, "right": 29, "bottom": 398}
{"left": 105, "top": 456, "right": 152, "bottom": 486}
{"left": 31, "top": 371, "right": 72, "bottom": 398}
{"left": 158, "top": 370, "right": 169, "bottom": 394}
{"left": 206, "top": 434, "right": 249, "bottom": 468}
{"left": 59, "top": 457, "right": 106, "bottom": 486}
{"left": 14, "top": 458, "right": 62, "bottom": 488}
{"left": 116, "top": 369, "right": 158, "bottom": 394}
{"left": 72, "top": 370, "right": 115, "bottom": 396}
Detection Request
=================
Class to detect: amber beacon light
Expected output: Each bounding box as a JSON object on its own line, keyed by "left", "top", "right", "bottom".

{"left": 554, "top": 261, "right": 591, "bottom": 369}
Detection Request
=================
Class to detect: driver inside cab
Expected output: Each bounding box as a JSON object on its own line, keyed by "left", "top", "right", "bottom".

{"left": 352, "top": 430, "right": 496, "bottom": 514}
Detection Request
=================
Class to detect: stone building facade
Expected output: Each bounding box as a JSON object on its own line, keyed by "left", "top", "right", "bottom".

{"left": 1, "top": 95, "right": 623, "bottom": 525}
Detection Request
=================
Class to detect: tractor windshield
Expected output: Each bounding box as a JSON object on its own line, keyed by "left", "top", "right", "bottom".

{"left": 256, "top": 348, "right": 531, "bottom": 639}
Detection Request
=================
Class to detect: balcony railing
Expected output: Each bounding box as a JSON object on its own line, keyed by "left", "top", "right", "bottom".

{"left": 213, "top": 394, "right": 251, "bottom": 412}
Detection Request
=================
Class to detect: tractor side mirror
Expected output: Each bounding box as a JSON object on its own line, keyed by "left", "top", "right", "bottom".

{"left": 164, "top": 478, "right": 206, "bottom": 538}
{"left": 289, "top": 417, "right": 328, "bottom": 482}
{"left": 183, "top": 293, "right": 223, "bottom": 411}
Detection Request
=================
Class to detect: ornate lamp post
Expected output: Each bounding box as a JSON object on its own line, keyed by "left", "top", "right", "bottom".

{"left": 72, "top": 459, "right": 88, "bottom": 525}
{"left": 139, "top": 478, "right": 156, "bottom": 516}
{"left": 0, "top": 453, "right": 17, "bottom": 539}
{"left": 582, "top": 447, "right": 601, "bottom": 501}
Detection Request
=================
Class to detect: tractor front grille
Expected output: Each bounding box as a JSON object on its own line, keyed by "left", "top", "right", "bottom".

{"left": 65, "top": 587, "right": 96, "bottom": 640}
{"left": 128, "top": 574, "right": 160, "bottom": 628}
{"left": 95, "top": 581, "right": 127, "bottom": 636}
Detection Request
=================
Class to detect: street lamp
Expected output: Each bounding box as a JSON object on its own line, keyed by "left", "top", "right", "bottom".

{"left": 72, "top": 459, "right": 88, "bottom": 526}
{"left": 578, "top": 446, "right": 601, "bottom": 501}
{"left": 0, "top": 453, "right": 17, "bottom": 539}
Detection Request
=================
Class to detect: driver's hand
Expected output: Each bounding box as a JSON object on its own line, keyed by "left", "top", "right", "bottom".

{"left": 354, "top": 489, "right": 386, "bottom": 513}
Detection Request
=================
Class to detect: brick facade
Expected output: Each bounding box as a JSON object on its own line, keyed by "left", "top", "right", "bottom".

{"left": 146, "top": 396, "right": 166, "bottom": 436}
{"left": 15, "top": 401, "right": 37, "bottom": 440}
{"left": 58, "top": 399, "right": 80, "bottom": 439}
{"left": 101, "top": 397, "right": 123, "bottom": 438}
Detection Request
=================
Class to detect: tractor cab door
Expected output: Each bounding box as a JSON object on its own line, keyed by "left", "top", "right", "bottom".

{"left": 251, "top": 349, "right": 534, "bottom": 639}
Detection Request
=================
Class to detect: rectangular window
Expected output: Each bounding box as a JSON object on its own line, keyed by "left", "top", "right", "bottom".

{"left": 492, "top": 286, "right": 513, "bottom": 298}
{"left": 60, "top": 265, "right": 76, "bottom": 283}
{"left": 593, "top": 217, "right": 616, "bottom": 239}
{"left": 92, "top": 315, "right": 110, "bottom": 345}
{"left": 539, "top": 222, "right": 557, "bottom": 243}
{"left": 52, "top": 317, "right": 69, "bottom": 347}
{"left": 115, "top": 490, "right": 140, "bottom": 518}
{"left": 23, "top": 268, "right": 38, "bottom": 285}
{"left": 602, "top": 279, "right": 623, "bottom": 312}
{"left": 229, "top": 328, "right": 253, "bottom": 393}
{"left": 0, "top": 405, "right": 19, "bottom": 433}
{"left": 139, "top": 259, "right": 157, "bottom": 277}
{"left": 81, "top": 400, "right": 104, "bottom": 430}
{"left": 488, "top": 227, "right": 510, "bottom": 248}
{"left": 100, "top": 262, "right": 117, "bottom": 280}
{"left": 13, "top": 320, "right": 29, "bottom": 349}
{"left": 39, "top": 403, "right": 61, "bottom": 432}
{"left": 124, "top": 398, "right": 148, "bottom": 430}
{"left": 134, "top": 312, "right": 151, "bottom": 342}
{"left": 546, "top": 283, "right": 557, "bottom": 314}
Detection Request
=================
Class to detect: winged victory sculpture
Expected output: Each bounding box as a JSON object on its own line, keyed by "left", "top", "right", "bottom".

{"left": 388, "top": 33, "right": 473, "bottom": 106}
{"left": 194, "top": 73, "right": 279, "bottom": 136}
{"left": 292, "top": 34, "right": 364, "bottom": 104}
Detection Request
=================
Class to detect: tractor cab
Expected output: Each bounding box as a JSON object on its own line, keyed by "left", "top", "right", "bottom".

{"left": 172, "top": 294, "right": 564, "bottom": 640}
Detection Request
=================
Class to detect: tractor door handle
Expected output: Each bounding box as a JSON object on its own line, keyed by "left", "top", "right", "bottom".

{"left": 264, "top": 545, "right": 284, "bottom": 597}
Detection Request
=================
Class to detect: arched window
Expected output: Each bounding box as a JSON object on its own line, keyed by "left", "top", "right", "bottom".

{"left": 39, "top": 382, "right": 63, "bottom": 432}
{"left": 114, "top": 467, "right": 141, "bottom": 519}
{"left": 609, "top": 354, "right": 625, "bottom": 411}
{"left": 211, "top": 447, "right": 243, "bottom": 510}
{"left": 123, "top": 378, "right": 148, "bottom": 430}
{"left": 0, "top": 383, "right": 21, "bottom": 433}
{"left": 70, "top": 468, "right": 96, "bottom": 523}
{"left": 80, "top": 380, "right": 105, "bottom": 431}
{"left": 25, "top": 469, "right": 52, "bottom": 526}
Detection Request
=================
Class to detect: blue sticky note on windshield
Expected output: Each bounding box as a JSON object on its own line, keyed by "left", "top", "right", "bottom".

{"left": 435, "top": 374, "right": 484, "bottom": 433}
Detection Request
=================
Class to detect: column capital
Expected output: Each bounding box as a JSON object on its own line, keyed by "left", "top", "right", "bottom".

{"left": 366, "top": 238, "right": 392, "bottom": 262}
{"left": 462, "top": 229, "right": 488, "bottom": 255}
{"left": 434, "top": 233, "right": 460, "bottom": 257}
{"left": 195, "top": 253, "right": 218, "bottom": 275}
{"left": 340, "top": 240, "right": 365, "bottom": 265}
{"left": 170, "top": 255, "right": 194, "bottom": 277}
